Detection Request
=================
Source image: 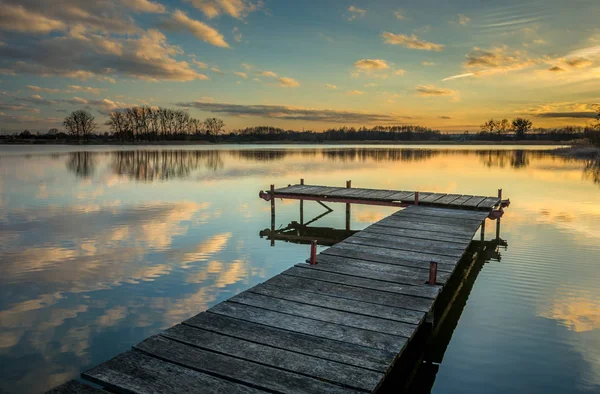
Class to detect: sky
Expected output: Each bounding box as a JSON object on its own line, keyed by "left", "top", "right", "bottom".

{"left": 0, "top": 0, "right": 599, "bottom": 133}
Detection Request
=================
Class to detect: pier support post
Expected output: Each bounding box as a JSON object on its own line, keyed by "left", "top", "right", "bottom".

{"left": 428, "top": 261, "right": 437, "bottom": 285}
{"left": 270, "top": 184, "right": 275, "bottom": 246}
{"left": 414, "top": 191, "right": 419, "bottom": 206}
{"left": 480, "top": 219, "right": 486, "bottom": 242}
{"left": 308, "top": 240, "right": 317, "bottom": 265}
{"left": 300, "top": 178, "right": 304, "bottom": 185}
{"left": 346, "top": 180, "right": 351, "bottom": 231}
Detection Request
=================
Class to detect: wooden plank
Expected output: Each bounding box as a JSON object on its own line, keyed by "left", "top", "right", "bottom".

{"left": 45, "top": 380, "right": 108, "bottom": 394}
{"left": 209, "top": 302, "right": 408, "bottom": 351}
{"left": 249, "top": 282, "right": 425, "bottom": 324}
{"left": 229, "top": 291, "right": 418, "bottom": 337}
{"left": 382, "top": 191, "right": 414, "bottom": 201}
{"left": 346, "top": 233, "right": 467, "bottom": 258}
{"left": 321, "top": 246, "right": 456, "bottom": 273}
{"left": 327, "top": 242, "right": 460, "bottom": 266}
{"left": 283, "top": 266, "right": 440, "bottom": 299}
{"left": 477, "top": 197, "right": 500, "bottom": 209}
{"left": 274, "top": 184, "right": 312, "bottom": 193}
{"left": 449, "top": 195, "right": 473, "bottom": 206}
{"left": 430, "top": 194, "right": 462, "bottom": 205}
{"left": 358, "top": 190, "right": 402, "bottom": 200}
{"left": 400, "top": 192, "right": 433, "bottom": 202}
{"left": 401, "top": 205, "right": 491, "bottom": 220}
{"left": 389, "top": 212, "right": 484, "bottom": 226}
{"left": 82, "top": 350, "right": 264, "bottom": 394}
{"left": 135, "top": 335, "right": 364, "bottom": 394}
{"left": 363, "top": 224, "right": 471, "bottom": 244}
{"left": 184, "top": 312, "right": 395, "bottom": 372}
{"left": 460, "top": 196, "right": 487, "bottom": 208}
{"left": 161, "top": 324, "right": 383, "bottom": 392}
{"left": 377, "top": 216, "right": 477, "bottom": 235}
{"left": 417, "top": 193, "right": 447, "bottom": 203}
{"left": 265, "top": 274, "right": 434, "bottom": 312}
{"left": 313, "top": 254, "right": 452, "bottom": 282}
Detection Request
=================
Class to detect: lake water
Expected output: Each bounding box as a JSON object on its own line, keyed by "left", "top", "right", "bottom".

{"left": 0, "top": 145, "right": 599, "bottom": 394}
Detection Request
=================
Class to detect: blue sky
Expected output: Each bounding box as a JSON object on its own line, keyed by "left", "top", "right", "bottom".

{"left": 0, "top": 0, "right": 598, "bottom": 132}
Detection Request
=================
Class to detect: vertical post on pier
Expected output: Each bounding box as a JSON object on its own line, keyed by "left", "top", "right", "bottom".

{"left": 345, "top": 180, "right": 351, "bottom": 231}
{"left": 480, "top": 218, "right": 486, "bottom": 242}
{"left": 495, "top": 188, "right": 502, "bottom": 240}
{"left": 414, "top": 191, "right": 419, "bottom": 206}
{"left": 270, "top": 184, "right": 275, "bottom": 246}
{"left": 498, "top": 188, "right": 502, "bottom": 201}
{"left": 309, "top": 240, "right": 317, "bottom": 265}
{"left": 299, "top": 178, "right": 304, "bottom": 225}
{"left": 300, "top": 178, "right": 304, "bottom": 185}
{"left": 428, "top": 261, "right": 437, "bottom": 285}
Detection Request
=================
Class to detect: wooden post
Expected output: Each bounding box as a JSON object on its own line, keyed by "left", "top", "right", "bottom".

{"left": 414, "top": 191, "right": 419, "bottom": 206}
{"left": 300, "top": 199, "right": 304, "bottom": 225}
{"left": 300, "top": 178, "right": 304, "bottom": 185}
{"left": 270, "top": 184, "right": 275, "bottom": 246}
{"left": 309, "top": 240, "right": 317, "bottom": 265}
{"left": 480, "top": 218, "right": 486, "bottom": 242}
{"left": 346, "top": 180, "right": 351, "bottom": 231}
{"left": 496, "top": 217, "right": 501, "bottom": 240}
{"left": 498, "top": 188, "right": 502, "bottom": 200}
{"left": 428, "top": 261, "right": 437, "bottom": 285}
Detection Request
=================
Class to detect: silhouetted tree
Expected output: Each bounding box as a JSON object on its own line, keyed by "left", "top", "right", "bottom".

{"left": 512, "top": 117, "right": 532, "bottom": 139}
{"left": 480, "top": 119, "right": 498, "bottom": 133}
{"left": 64, "top": 109, "right": 96, "bottom": 142}
{"left": 204, "top": 117, "right": 225, "bottom": 140}
{"left": 498, "top": 119, "right": 510, "bottom": 135}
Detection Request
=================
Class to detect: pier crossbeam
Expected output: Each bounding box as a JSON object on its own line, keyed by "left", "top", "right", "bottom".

{"left": 48, "top": 187, "right": 506, "bottom": 394}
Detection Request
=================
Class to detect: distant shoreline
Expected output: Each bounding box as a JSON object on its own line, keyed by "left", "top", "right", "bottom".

{"left": 0, "top": 139, "right": 573, "bottom": 146}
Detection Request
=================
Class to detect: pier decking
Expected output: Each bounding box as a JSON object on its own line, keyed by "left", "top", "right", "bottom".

{"left": 49, "top": 185, "right": 506, "bottom": 394}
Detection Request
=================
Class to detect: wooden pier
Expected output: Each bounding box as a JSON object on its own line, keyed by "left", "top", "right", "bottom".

{"left": 48, "top": 184, "right": 507, "bottom": 394}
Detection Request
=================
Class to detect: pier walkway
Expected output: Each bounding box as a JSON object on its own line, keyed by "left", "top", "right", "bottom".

{"left": 49, "top": 185, "right": 505, "bottom": 394}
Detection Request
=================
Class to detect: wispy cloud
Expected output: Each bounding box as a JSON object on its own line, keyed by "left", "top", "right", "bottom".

{"left": 0, "top": 3, "right": 66, "bottom": 34}
{"left": 354, "top": 59, "right": 390, "bottom": 70}
{"left": 416, "top": 85, "right": 459, "bottom": 101}
{"left": 325, "top": 84, "right": 337, "bottom": 89}
{"left": 232, "top": 27, "right": 243, "bottom": 42}
{"left": 184, "top": 0, "right": 263, "bottom": 20}
{"left": 442, "top": 72, "right": 475, "bottom": 81}
{"left": 422, "top": 62, "right": 436, "bottom": 66}
{"left": 68, "top": 85, "right": 102, "bottom": 95}
{"left": 174, "top": 100, "right": 404, "bottom": 124}
{"left": 278, "top": 77, "right": 300, "bottom": 87}
{"left": 121, "top": 0, "right": 166, "bottom": 14}
{"left": 548, "top": 66, "right": 566, "bottom": 73}
{"left": 394, "top": 10, "right": 405, "bottom": 20}
{"left": 347, "top": 90, "right": 365, "bottom": 95}
{"left": 28, "top": 86, "right": 61, "bottom": 94}
{"left": 347, "top": 5, "right": 366, "bottom": 21}
{"left": 234, "top": 71, "right": 248, "bottom": 79}
{"left": 564, "top": 58, "right": 593, "bottom": 68}
{"left": 382, "top": 33, "right": 444, "bottom": 51}
{"left": 453, "top": 14, "right": 470, "bottom": 26}
{"left": 167, "top": 10, "right": 230, "bottom": 48}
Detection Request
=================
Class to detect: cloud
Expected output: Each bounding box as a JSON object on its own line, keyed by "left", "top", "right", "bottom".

{"left": 394, "top": 10, "right": 404, "bottom": 20}
{"left": 68, "top": 85, "right": 101, "bottom": 95}
{"left": 462, "top": 46, "right": 539, "bottom": 75}
{"left": 168, "top": 10, "right": 229, "bottom": 48}
{"left": 174, "top": 100, "right": 406, "bottom": 124}
{"left": 354, "top": 59, "right": 390, "bottom": 70}
{"left": 234, "top": 71, "right": 248, "bottom": 79}
{"left": 548, "top": 66, "right": 566, "bottom": 72}
{"left": 347, "top": 5, "right": 366, "bottom": 21}
{"left": 257, "top": 70, "right": 278, "bottom": 77}
{"left": 364, "top": 83, "right": 377, "bottom": 87}
{"left": 0, "top": 3, "right": 66, "bottom": 34}
{"left": 189, "top": 56, "right": 208, "bottom": 69}
{"left": 537, "top": 112, "right": 598, "bottom": 119}
{"left": 241, "top": 63, "right": 253, "bottom": 71}
{"left": 184, "top": 0, "right": 263, "bottom": 20}
{"left": 347, "top": 90, "right": 364, "bottom": 95}
{"left": 232, "top": 27, "right": 242, "bottom": 42}
{"left": 439, "top": 116, "right": 452, "bottom": 119}
{"left": 28, "top": 85, "right": 61, "bottom": 93}
{"left": 441, "top": 72, "right": 475, "bottom": 81}
{"left": 19, "top": 94, "right": 57, "bottom": 106}
{"left": 454, "top": 14, "right": 470, "bottom": 26}
{"left": 121, "top": 0, "right": 166, "bottom": 13}
{"left": 211, "top": 66, "right": 225, "bottom": 74}
{"left": 382, "top": 32, "right": 444, "bottom": 51}
{"left": 278, "top": 77, "right": 300, "bottom": 87}
{"left": 422, "top": 62, "right": 435, "bottom": 66}
{"left": 394, "top": 69, "right": 406, "bottom": 76}
{"left": 564, "top": 57, "right": 593, "bottom": 68}
{"left": 521, "top": 102, "right": 599, "bottom": 118}
{"left": 0, "top": 27, "right": 210, "bottom": 82}
{"left": 325, "top": 84, "right": 337, "bottom": 89}
{"left": 416, "top": 85, "right": 459, "bottom": 101}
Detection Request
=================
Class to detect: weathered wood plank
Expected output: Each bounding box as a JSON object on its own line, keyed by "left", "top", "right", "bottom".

{"left": 477, "top": 197, "right": 500, "bottom": 209}
{"left": 82, "top": 350, "right": 264, "bottom": 394}
{"left": 363, "top": 224, "right": 471, "bottom": 244}
{"left": 283, "top": 266, "right": 440, "bottom": 299}
{"left": 209, "top": 302, "right": 408, "bottom": 351}
{"left": 45, "top": 380, "right": 108, "bottom": 394}
{"left": 359, "top": 190, "right": 402, "bottom": 200}
{"left": 161, "top": 324, "right": 383, "bottom": 392}
{"left": 310, "top": 255, "right": 452, "bottom": 285}
{"left": 346, "top": 233, "right": 467, "bottom": 257}
{"left": 229, "top": 291, "right": 418, "bottom": 337}
{"left": 135, "top": 335, "right": 364, "bottom": 394}
{"left": 249, "top": 282, "right": 425, "bottom": 324}
{"left": 400, "top": 192, "right": 433, "bottom": 202}
{"left": 460, "top": 196, "right": 487, "bottom": 208}
{"left": 401, "top": 206, "right": 491, "bottom": 220}
{"left": 321, "top": 245, "right": 456, "bottom": 273}
{"left": 184, "top": 312, "right": 395, "bottom": 372}
{"left": 448, "top": 195, "right": 473, "bottom": 206}
{"left": 274, "top": 184, "right": 313, "bottom": 193}
{"left": 381, "top": 191, "right": 414, "bottom": 201}
{"left": 429, "top": 194, "right": 462, "bottom": 205}
{"left": 389, "top": 212, "right": 484, "bottom": 226}
{"left": 417, "top": 193, "right": 447, "bottom": 203}
{"left": 265, "top": 274, "right": 434, "bottom": 312}
{"left": 376, "top": 216, "right": 477, "bottom": 236}
{"left": 327, "top": 242, "right": 460, "bottom": 266}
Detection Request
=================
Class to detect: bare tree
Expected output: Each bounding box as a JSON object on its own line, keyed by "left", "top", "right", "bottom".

{"left": 480, "top": 119, "right": 497, "bottom": 133}
{"left": 204, "top": 117, "right": 225, "bottom": 140}
{"left": 63, "top": 109, "right": 96, "bottom": 142}
{"left": 498, "top": 119, "right": 510, "bottom": 135}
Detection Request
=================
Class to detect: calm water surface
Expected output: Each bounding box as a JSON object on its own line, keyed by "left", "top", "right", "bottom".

{"left": 0, "top": 145, "right": 599, "bottom": 393}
